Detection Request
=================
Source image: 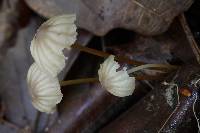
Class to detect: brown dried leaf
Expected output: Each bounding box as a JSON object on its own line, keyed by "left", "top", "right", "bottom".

{"left": 24, "top": 0, "right": 193, "bottom": 36}
{"left": 105, "top": 19, "right": 198, "bottom": 66}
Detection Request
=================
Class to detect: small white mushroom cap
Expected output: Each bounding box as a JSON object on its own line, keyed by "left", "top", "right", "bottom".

{"left": 27, "top": 63, "right": 63, "bottom": 113}
{"left": 98, "top": 55, "right": 135, "bottom": 97}
{"left": 30, "top": 14, "right": 77, "bottom": 77}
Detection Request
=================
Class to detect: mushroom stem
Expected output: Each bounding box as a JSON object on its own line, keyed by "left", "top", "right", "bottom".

{"left": 72, "top": 43, "right": 178, "bottom": 71}
{"left": 60, "top": 75, "right": 166, "bottom": 87}
{"left": 60, "top": 78, "right": 99, "bottom": 86}
{"left": 127, "top": 64, "right": 176, "bottom": 74}
{"left": 72, "top": 43, "right": 145, "bottom": 65}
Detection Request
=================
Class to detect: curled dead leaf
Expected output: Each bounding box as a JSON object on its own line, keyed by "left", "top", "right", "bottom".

{"left": 25, "top": 0, "right": 193, "bottom": 36}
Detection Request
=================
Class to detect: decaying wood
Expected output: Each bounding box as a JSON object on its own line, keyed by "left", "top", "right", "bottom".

{"left": 101, "top": 65, "right": 200, "bottom": 133}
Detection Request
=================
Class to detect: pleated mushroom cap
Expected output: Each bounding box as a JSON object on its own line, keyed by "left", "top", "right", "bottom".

{"left": 98, "top": 55, "right": 135, "bottom": 97}
{"left": 30, "top": 14, "right": 77, "bottom": 77}
{"left": 27, "top": 63, "right": 63, "bottom": 113}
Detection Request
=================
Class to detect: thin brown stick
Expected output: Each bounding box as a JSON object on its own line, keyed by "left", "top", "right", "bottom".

{"left": 179, "top": 14, "right": 200, "bottom": 64}
{"left": 72, "top": 43, "right": 178, "bottom": 71}
{"left": 158, "top": 83, "right": 179, "bottom": 133}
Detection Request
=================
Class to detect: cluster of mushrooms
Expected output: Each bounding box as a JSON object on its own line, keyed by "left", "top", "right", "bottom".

{"left": 27, "top": 14, "right": 136, "bottom": 113}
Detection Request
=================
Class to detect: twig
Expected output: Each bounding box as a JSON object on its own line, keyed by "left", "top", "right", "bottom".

{"left": 193, "top": 78, "right": 200, "bottom": 132}
{"left": 179, "top": 14, "right": 200, "bottom": 64}
{"left": 158, "top": 82, "right": 180, "bottom": 133}
{"left": 193, "top": 93, "right": 200, "bottom": 133}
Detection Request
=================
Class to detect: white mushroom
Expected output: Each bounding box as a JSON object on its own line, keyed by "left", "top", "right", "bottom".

{"left": 98, "top": 55, "right": 135, "bottom": 97}
{"left": 27, "top": 63, "right": 63, "bottom": 113}
{"left": 30, "top": 14, "right": 77, "bottom": 77}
